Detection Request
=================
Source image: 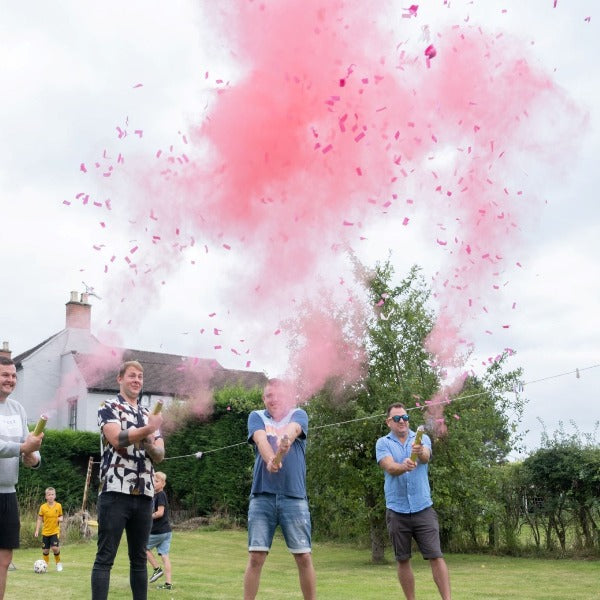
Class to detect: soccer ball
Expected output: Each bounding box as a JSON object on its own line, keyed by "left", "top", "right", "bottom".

{"left": 33, "top": 559, "right": 47, "bottom": 574}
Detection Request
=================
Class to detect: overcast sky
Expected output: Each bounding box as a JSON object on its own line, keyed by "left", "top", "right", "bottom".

{"left": 1, "top": 1, "right": 598, "bottom": 456}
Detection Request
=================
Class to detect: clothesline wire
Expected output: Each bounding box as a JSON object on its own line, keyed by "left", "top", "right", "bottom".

{"left": 153, "top": 362, "right": 599, "bottom": 462}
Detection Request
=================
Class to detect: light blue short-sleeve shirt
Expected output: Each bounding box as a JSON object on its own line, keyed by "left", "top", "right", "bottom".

{"left": 375, "top": 429, "right": 433, "bottom": 514}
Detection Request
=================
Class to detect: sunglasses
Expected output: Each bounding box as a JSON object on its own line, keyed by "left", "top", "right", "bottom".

{"left": 390, "top": 414, "right": 409, "bottom": 423}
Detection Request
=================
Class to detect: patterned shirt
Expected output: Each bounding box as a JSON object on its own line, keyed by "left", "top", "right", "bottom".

{"left": 39, "top": 501, "right": 63, "bottom": 536}
{"left": 98, "top": 395, "right": 161, "bottom": 498}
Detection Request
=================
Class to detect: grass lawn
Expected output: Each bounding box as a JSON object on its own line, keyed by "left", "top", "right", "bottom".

{"left": 6, "top": 529, "right": 599, "bottom": 599}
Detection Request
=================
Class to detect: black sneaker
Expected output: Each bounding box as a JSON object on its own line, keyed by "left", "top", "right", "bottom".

{"left": 157, "top": 583, "right": 173, "bottom": 590}
{"left": 149, "top": 567, "right": 164, "bottom": 583}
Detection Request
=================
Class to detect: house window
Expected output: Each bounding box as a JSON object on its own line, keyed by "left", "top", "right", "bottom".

{"left": 68, "top": 397, "right": 78, "bottom": 430}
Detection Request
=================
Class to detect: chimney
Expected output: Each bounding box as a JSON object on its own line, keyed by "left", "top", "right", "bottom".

{"left": 65, "top": 291, "right": 92, "bottom": 330}
{"left": 0, "top": 341, "right": 11, "bottom": 359}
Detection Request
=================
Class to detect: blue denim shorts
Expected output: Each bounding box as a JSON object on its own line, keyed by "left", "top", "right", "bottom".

{"left": 147, "top": 531, "right": 172, "bottom": 555}
{"left": 247, "top": 493, "right": 312, "bottom": 554}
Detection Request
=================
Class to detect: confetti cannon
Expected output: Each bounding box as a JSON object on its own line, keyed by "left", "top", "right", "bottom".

{"left": 32, "top": 415, "right": 48, "bottom": 436}
{"left": 272, "top": 434, "right": 289, "bottom": 467}
{"left": 410, "top": 425, "right": 425, "bottom": 462}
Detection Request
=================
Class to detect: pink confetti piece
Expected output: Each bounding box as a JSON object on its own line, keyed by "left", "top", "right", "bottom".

{"left": 424, "top": 44, "right": 437, "bottom": 68}
{"left": 214, "top": 345, "right": 222, "bottom": 350}
{"left": 274, "top": 329, "right": 281, "bottom": 335}
{"left": 80, "top": 163, "right": 87, "bottom": 173}
{"left": 133, "top": 83, "right": 143, "bottom": 88}
{"left": 453, "top": 414, "right": 460, "bottom": 420}
{"left": 208, "top": 312, "right": 216, "bottom": 317}
{"left": 63, "top": 200, "right": 71, "bottom": 206}
{"left": 213, "top": 328, "right": 221, "bottom": 335}
{"left": 322, "top": 144, "right": 333, "bottom": 154}
{"left": 343, "top": 220, "right": 354, "bottom": 226}
{"left": 134, "top": 129, "right": 143, "bottom": 138}
{"left": 436, "top": 239, "right": 447, "bottom": 246}
{"left": 130, "top": 246, "right": 138, "bottom": 254}
{"left": 354, "top": 131, "right": 366, "bottom": 142}
{"left": 223, "top": 243, "right": 231, "bottom": 250}
{"left": 402, "top": 217, "right": 409, "bottom": 226}
{"left": 245, "top": 361, "right": 252, "bottom": 368}
{"left": 231, "top": 348, "right": 240, "bottom": 355}
{"left": 402, "top": 4, "right": 419, "bottom": 18}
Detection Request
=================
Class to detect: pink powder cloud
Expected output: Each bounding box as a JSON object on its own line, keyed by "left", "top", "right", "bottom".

{"left": 77, "top": 1, "right": 585, "bottom": 405}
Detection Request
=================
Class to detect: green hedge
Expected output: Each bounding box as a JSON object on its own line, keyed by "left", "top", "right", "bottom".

{"left": 16, "top": 386, "right": 264, "bottom": 520}
{"left": 161, "top": 385, "right": 263, "bottom": 519}
{"left": 17, "top": 429, "right": 100, "bottom": 513}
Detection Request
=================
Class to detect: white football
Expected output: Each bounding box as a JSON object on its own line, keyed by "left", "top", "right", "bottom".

{"left": 33, "top": 559, "right": 47, "bottom": 574}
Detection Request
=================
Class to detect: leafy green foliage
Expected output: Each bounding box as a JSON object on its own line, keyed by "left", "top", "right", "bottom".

{"left": 162, "top": 385, "right": 263, "bottom": 518}
{"left": 17, "top": 429, "right": 100, "bottom": 512}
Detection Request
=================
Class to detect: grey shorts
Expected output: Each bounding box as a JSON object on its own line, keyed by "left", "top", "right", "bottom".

{"left": 386, "top": 506, "right": 443, "bottom": 561}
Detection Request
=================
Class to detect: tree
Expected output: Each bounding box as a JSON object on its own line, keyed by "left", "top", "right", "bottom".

{"left": 430, "top": 358, "right": 524, "bottom": 550}
{"left": 522, "top": 424, "right": 600, "bottom": 554}
{"left": 302, "top": 259, "right": 525, "bottom": 559}
{"left": 305, "top": 261, "right": 440, "bottom": 561}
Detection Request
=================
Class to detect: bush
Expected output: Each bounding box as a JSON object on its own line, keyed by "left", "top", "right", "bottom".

{"left": 17, "top": 429, "right": 100, "bottom": 514}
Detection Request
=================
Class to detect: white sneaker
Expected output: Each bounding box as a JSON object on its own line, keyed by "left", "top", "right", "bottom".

{"left": 56, "top": 563, "right": 63, "bottom": 572}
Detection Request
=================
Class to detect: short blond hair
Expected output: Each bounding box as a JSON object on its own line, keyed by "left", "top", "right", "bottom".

{"left": 154, "top": 471, "right": 167, "bottom": 483}
{"left": 119, "top": 360, "right": 143, "bottom": 377}
{"left": 45, "top": 487, "right": 55, "bottom": 494}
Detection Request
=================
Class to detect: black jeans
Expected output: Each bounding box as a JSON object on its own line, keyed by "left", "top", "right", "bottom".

{"left": 91, "top": 492, "right": 153, "bottom": 600}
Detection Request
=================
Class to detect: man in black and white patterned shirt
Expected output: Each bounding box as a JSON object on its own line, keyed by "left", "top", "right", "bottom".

{"left": 91, "top": 360, "right": 164, "bottom": 600}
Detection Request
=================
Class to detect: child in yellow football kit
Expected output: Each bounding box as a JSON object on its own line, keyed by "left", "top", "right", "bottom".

{"left": 34, "top": 487, "right": 64, "bottom": 571}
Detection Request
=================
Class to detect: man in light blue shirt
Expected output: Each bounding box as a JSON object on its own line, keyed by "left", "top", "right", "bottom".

{"left": 376, "top": 403, "right": 451, "bottom": 600}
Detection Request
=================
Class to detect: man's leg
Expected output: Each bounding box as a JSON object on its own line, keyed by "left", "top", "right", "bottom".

{"left": 146, "top": 549, "right": 159, "bottom": 570}
{"left": 430, "top": 557, "right": 451, "bottom": 600}
{"left": 397, "top": 559, "right": 416, "bottom": 600}
{"left": 91, "top": 493, "right": 127, "bottom": 600}
{"left": 293, "top": 552, "right": 316, "bottom": 600}
{"left": 161, "top": 554, "right": 172, "bottom": 585}
{"left": 0, "top": 549, "right": 13, "bottom": 600}
{"left": 243, "top": 551, "right": 267, "bottom": 600}
{"left": 125, "top": 495, "right": 153, "bottom": 600}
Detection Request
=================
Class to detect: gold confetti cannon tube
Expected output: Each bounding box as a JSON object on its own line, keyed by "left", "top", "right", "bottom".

{"left": 410, "top": 426, "right": 425, "bottom": 462}
{"left": 272, "top": 435, "right": 289, "bottom": 467}
{"left": 152, "top": 399, "right": 164, "bottom": 415}
{"left": 33, "top": 415, "right": 48, "bottom": 436}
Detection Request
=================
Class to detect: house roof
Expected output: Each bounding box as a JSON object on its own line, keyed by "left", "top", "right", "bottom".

{"left": 12, "top": 332, "right": 62, "bottom": 367}
{"left": 74, "top": 348, "right": 267, "bottom": 397}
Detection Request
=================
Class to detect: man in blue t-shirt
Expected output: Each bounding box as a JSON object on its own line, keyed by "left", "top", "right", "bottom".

{"left": 375, "top": 403, "right": 451, "bottom": 600}
{"left": 243, "top": 378, "right": 316, "bottom": 600}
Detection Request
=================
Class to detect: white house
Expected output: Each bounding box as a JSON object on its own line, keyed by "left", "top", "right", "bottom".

{"left": 3, "top": 292, "right": 266, "bottom": 431}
